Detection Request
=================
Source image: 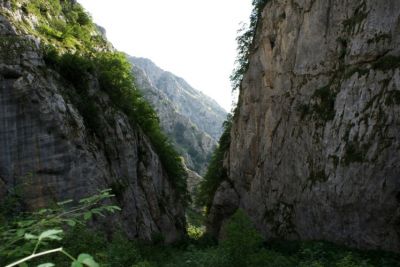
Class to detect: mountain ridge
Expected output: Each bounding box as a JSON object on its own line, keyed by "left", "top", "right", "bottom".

{"left": 130, "top": 56, "right": 227, "bottom": 175}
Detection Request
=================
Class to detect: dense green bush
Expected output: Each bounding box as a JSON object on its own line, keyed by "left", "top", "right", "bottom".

{"left": 43, "top": 48, "right": 102, "bottom": 135}
{"left": 220, "top": 209, "right": 264, "bottom": 267}
{"left": 0, "top": 189, "right": 119, "bottom": 267}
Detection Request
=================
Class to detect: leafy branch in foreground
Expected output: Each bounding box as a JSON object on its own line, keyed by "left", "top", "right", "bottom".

{"left": 0, "top": 189, "right": 121, "bottom": 267}
{"left": 5, "top": 230, "right": 98, "bottom": 267}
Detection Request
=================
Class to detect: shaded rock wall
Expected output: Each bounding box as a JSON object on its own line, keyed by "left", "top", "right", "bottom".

{"left": 209, "top": 0, "right": 400, "bottom": 252}
{"left": 0, "top": 3, "right": 185, "bottom": 243}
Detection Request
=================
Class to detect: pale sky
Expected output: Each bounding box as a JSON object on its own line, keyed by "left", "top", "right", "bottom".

{"left": 77, "top": 0, "right": 253, "bottom": 111}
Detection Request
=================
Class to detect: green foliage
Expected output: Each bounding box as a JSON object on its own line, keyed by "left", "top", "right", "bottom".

{"left": 106, "top": 234, "right": 143, "bottom": 266}
{"left": 0, "top": 185, "right": 24, "bottom": 221}
{"left": 96, "top": 52, "right": 188, "bottom": 203}
{"left": 42, "top": 48, "right": 188, "bottom": 203}
{"left": 150, "top": 211, "right": 400, "bottom": 267}
{"left": 43, "top": 48, "right": 102, "bottom": 135}
{"left": 58, "top": 52, "right": 95, "bottom": 88}
{"left": 164, "top": 246, "right": 229, "bottom": 267}
{"left": 61, "top": 228, "right": 143, "bottom": 266}
{"left": 220, "top": 209, "right": 263, "bottom": 267}
{"left": 196, "top": 115, "right": 233, "bottom": 210}
{"left": 4, "top": 212, "right": 399, "bottom": 267}
{"left": 73, "top": 253, "right": 100, "bottom": 267}
{"left": 38, "top": 24, "right": 64, "bottom": 41}
{"left": 187, "top": 224, "right": 205, "bottom": 240}
{"left": 0, "top": 189, "right": 119, "bottom": 267}
{"left": 335, "top": 253, "right": 372, "bottom": 267}
{"left": 246, "top": 249, "right": 295, "bottom": 267}
{"left": 230, "top": 0, "right": 270, "bottom": 91}
{"left": 10, "top": 0, "right": 105, "bottom": 53}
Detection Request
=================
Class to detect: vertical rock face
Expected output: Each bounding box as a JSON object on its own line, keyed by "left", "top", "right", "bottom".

{"left": 0, "top": 2, "right": 185, "bottom": 242}
{"left": 209, "top": 0, "right": 400, "bottom": 252}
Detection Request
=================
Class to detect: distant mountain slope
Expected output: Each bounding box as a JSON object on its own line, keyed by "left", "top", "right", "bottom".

{"left": 129, "top": 57, "right": 227, "bottom": 175}
{"left": 130, "top": 57, "right": 227, "bottom": 140}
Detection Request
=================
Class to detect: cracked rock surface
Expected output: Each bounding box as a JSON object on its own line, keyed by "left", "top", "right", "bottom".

{"left": 208, "top": 0, "right": 400, "bottom": 252}
{"left": 0, "top": 2, "right": 185, "bottom": 243}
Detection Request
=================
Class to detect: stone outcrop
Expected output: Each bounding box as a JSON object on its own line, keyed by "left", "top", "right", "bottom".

{"left": 208, "top": 0, "right": 400, "bottom": 252}
{"left": 130, "top": 57, "right": 226, "bottom": 175}
{"left": 0, "top": 1, "right": 185, "bottom": 243}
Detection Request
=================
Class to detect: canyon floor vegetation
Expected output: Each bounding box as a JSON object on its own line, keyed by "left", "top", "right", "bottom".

{"left": 1, "top": 192, "right": 399, "bottom": 267}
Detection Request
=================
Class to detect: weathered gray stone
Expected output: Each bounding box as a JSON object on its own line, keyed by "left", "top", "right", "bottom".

{"left": 209, "top": 0, "right": 400, "bottom": 252}
{"left": 0, "top": 4, "right": 185, "bottom": 243}
{"left": 207, "top": 181, "right": 239, "bottom": 237}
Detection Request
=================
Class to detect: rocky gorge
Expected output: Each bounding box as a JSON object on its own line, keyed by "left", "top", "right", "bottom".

{"left": 0, "top": 0, "right": 400, "bottom": 265}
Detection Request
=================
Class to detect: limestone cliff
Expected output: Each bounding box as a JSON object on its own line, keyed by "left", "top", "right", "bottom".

{"left": 0, "top": 0, "right": 185, "bottom": 242}
{"left": 130, "top": 57, "right": 225, "bottom": 175}
{"left": 208, "top": 0, "right": 400, "bottom": 252}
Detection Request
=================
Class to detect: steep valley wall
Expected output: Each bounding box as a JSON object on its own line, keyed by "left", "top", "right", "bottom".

{"left": 0, "top": 1, "right": 185, "bottom": 243}
{"left": 208, "top": 0, "right": 400, "bottom": 252}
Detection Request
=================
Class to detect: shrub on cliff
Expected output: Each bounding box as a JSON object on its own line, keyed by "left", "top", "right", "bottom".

{"left": 43, "top": 48, "right": 189, "bottom": 204}
{"left": 95, "top": 52, "right": 189, "bottom": 202}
